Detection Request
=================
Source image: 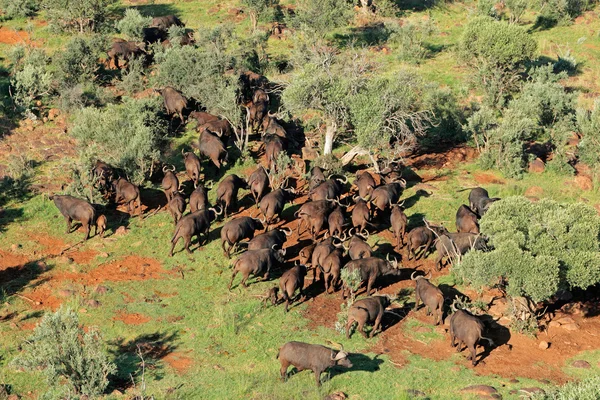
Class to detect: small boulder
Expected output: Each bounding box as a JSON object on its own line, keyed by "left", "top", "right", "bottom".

{"left": 528, "top": 158, "right": 545, "bottom": 173}
{"left": 47, "top": 108, "right": 61, "bottom": 121}
{"left": 520, "top": 387, "right": 545, "bottom": 395}
{"left": 562, "top": 323, "right": 579, "bottom": 331}
{"left": 575, "top": 175, "right": 593, "bottom": 191}
{"left": 95, "top": 285, "right": 110, "bottom": 294}
{"left": 538, "top": 341, "right": 550, "bottom": 350}
{"left": 86, "top": 299, "right": 101, "bottom": 308}
{"left": 461, "top": 385, "right": 498, "bottom": 396}
{"left": 114, "top": 226, "right": 129, "bottom": 236}
{"left": 572, "top": 360, "right": 591, "bottom": 369}
{"left": 324, "top": 392, "right": 347, "bottom": 400}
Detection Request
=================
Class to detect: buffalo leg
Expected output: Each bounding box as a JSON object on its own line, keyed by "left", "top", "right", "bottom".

{"left": 371, "top": 314, "right": 383, "bottom": 338}
{"left": 421, "top": 238, "right": 434, "bottom": 260}
{"left": 228, "top": 271, "right": 238, "bottom": 290}
{"left": 346, "top": 318, "right": 355, "bottom": 338}
{"left": 414, "top": 291, "right": 421, "bottom": 311}
{"left": 65, "top": 217, "right": 72, "bottom": 234}
{"left": 357, "top": 319, "right": 368, "bottom": 338}
{"left": 315, "top": 369, "right": 323, "bottom": 387}
{"left": 469, "top": 344, "right": 477, "bottom": 366}
{"left": 280, "top": 361, "right": 289, "bottom": 381}
{"left": 83, "top": 222, "right": 90, "bottom": 240}
{"left": 241, "top": 273, "right": 249, "bottom": 288}
{"left": 169, "top": 237, "right": 180, "bottom": 257}
{"left": 184, "top": 236, "right": 193, "bottom": 254}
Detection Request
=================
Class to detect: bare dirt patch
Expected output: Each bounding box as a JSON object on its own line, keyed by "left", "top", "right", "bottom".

{"left": 163, "top": 351, "right": 194, "bottom": 373}
{"left": 473, "top": 172, "right": 506, "bottom": 185}
{"left": 0, "top": 27, "right": 35, "bottom": 45}
{"left": 113, "top": 310, "right": 151, "bottom": 325}
{"left": 409, "top": 147, "right": 478, "bottom": 170}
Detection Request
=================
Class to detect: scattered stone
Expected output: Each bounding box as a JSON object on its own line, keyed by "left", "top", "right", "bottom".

{"left": 57, "top": 289, "right": 74, "bottom": 298}
{"left": 572, "top": 360, "right": 591, "bottom": 369}
{"left": 548, "top": 320, "right": 560, "bottom": 328}
{"left": 540, "top": 379, "right": 551, "bottom": 384}
{"left": 509, "top": 390, "right": 517, "bottom": 395}
{"left": 562, "top": 323, "right": 579, "bottom": 331}
{"left": 57, "top": 256, "right": 74, "bottom": 264}
{"left": 114, "top": 226, "right": 129, "bottom": 236}
{"left": 10, "top": 243, "right": 21, "bottom": 251}
{"left": 405, "top": 389, "right": 426, "bottom": 398}
{"left": 490, "top": 394, "right": 502, "bottom": 399}
{"left": 528, "top": 158, "right": 545, "bottom": 173}
{"left": 461, "top": 385, "right": 498, "bottom": 396}
{"left": 509, "top": 379, "right": 519, "bottom": 384}
{"left": 79, "top": 308, "right": 87, "bottom": 313}
{"left": 539, "top": 341, "right": 550, "bottom": 350}
{"left": 575, "top": 175, "right": 593, "bottom": 191}
{"left": 86, "top": 299, "right": 101, "bottom": 308}
{"left": 47, "top": 108, "right": 61, "bottom": 121}
{"left": 98, "top": 252, "right": 109, "bottom": 258}
{"left": 35, "top": 261, "right": 47, "bottom": 270}
{"left": 520, "top": 387, "right": 545, "bottom": 395}
{"left": 324, "top": 392, "right": 347, "bottom": 400}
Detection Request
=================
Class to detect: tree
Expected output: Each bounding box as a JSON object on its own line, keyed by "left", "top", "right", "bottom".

{"left": 11, "top": 307, "right": 116, "bottom": 396}
{"left": 455, "top": 196, "right": 600, "bottom": 303}
{"left": 42, "top": 0, "right": 116, "bottom": 32}
{"left": 116, "top": 8, "right": 151, "bottom": 41}
{"left": 55, "top": 35, "right": 105, "bottom": 89}
{"left": 241, "top": 0, "right": 278, "bottom": 32}
{"left": 458, "top": 16, "right": 537, "bottom": 107}
{"left": 70, "top": 97, "right": 166, "bottom": 184}
{"left": 0, "top": 0, "right": 39, "bottom": 19}
{"left": 10, "top": 47, "right": 53, "bottom": 113}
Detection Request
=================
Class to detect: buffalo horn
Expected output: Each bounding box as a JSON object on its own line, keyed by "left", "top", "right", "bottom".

{"left": 162, "top": 165, "right": 168, "bottom": 173}
{"left": 410, "top": 271, "right": 418, "bottom": 280}
{"left": 170, "top": 164, "right": 176, "bottom": 172}
{"left": 348, "top": 227, "right": 355, "bottom": 236}
{"left": 426, "top": 271, "right": 432, "bottom": 279}
{"left": 282, "top": 227, "right": 292, "bottom": 236}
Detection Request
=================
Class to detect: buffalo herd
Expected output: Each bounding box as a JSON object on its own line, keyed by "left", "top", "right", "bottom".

{"left": 48, "top": 21, "right": 504, "bottom": 386}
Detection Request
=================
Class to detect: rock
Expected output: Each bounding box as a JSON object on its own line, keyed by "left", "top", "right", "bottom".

{"left": 58, "top": 256, "right": 74, "bottom": 264}
{"left": 114, "top": 226, "right": 129, "bottom": 236}
{"left": 10, "top": 243, "right": 21, "bottom": 251}
{"left": 575, "top": 175, "right": 593, "bottom": 191}
{"left": 95, "top": 285, "right": 109, "bottom": 294}
{"left": 548, "top": 320, "right": 560, "bottom": 328}
{"left": 98, "top": 252, "right": 109, "bottom": 258}
{"left": 47, "top": 108, "right": 60, "bottom": 121}
{"left": 509, "top": 390, "right": 517, "bottom": 395}
{"left": 490, "top": 394, "right": 502, "bottom": 399}
{"left": 572, "top": 360, "right": 591, "bottom": 368}
{"left": 538, "top": 341, "right": 550, "bottom": 350}
{"left": 528, "top": 158, "right": 545, "bottom": 173}
{"left": 509, "top": 379, "right": 519, "bottom": 384}
{"left": 520, "top": 387, "right": 545, "bottom": 395}
{"left": 561, "top": 323, "right": 579, "bottom": 331}
{"left": 405, "top": 389, "right": 426, "bottom": 397}
{"left": 557, "top": 316, "right": 576, "bottom": 325}
{"left": 86, "top": 299, "right": 101, "bottom": 308}
{"left": 57, "top": 289, "right": 74, "bottom": 298}
{"left": 42, "top": 117, "right": 48, "bottom": 123}
{"left": 461, "top": 385, "right": 498, "bottom": 396}
{"left": 540, "top": 379, "right": 551, "bottom": 384}
{"left": 324, "top": 392, "right": 347, "bottom": 400}
{"left": 35, "top": 261, "right": 47, "bottom": 270}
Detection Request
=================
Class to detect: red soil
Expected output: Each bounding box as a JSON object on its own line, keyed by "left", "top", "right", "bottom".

{"left": 163, "top": 351, "right": 194, "bottom": 374}
{"left": 113, "top": 310, "right": 151, "bottom": 325}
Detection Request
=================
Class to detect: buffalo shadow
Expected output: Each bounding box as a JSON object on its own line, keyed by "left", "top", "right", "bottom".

{"left": 406, "top": 212, "right": 426, "bottom": 231}
{"left": 0, "top": 259, "right": 53, "bottom": 303}
{"left": 477, "top": 315, "right": 511, "bottom": 365}
{"left": 332, "top": 22, "right": 390, "bottom": 48}
{"left": 109, "top": 331, "right": 180, "bottom": 391}
{"left": 328, "top": 353, "right": 385, "bottom": 380}
{"left": 401, "top": 189, "right": 432, "bottom": 210}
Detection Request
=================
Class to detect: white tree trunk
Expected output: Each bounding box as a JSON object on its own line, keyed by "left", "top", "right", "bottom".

{"left": 323, "top": 121, "right": 337, "bottom": 155}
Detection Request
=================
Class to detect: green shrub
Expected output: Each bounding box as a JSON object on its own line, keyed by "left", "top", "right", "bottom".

{"left": 534, "top": 376, "right": 600, "bottom": 400}
{"left": 55, "top": 36, "right": 106, "bottom": 89}
{"left": 289, "top": 0, "right": 353, "bottom": 39}
{"left": 577, "top": 98, "right": 600, "bottom": 170}
{"left": 241, "top": 0, "right": 278, "bottom": 31}
{"left": 59, "top": 82, "right": 115, "bottom": 112}
{"left": 476, "top": 0, "right": 501, "bottom": 18}
{"left": 11, "top": 307, "right": 116, "bottom": 396}
{"left": 0, "top": 0, "right": 39, "bottom": 19}
{"left": 455, "top": 196, "right": 600, "bottom": 303}
{"left": 386, "top": 19, "right": 437, "bottom": 63}
{"left": 116, "top": 8, "right": 151, "bottom": 41}
{"left": 535, "top": 0, "right": 596, "bottom": 27}
{"left": 42, "top": 0, "right": 116, "bottom": 32}
{"left": 70, "top": 97, "right": 166, "bottom": 184}
{"left": 117, "top": 56, "right": 146, "bottom": 96}
{"left": 10, "top": 47, "right": 53, "bottom": 112}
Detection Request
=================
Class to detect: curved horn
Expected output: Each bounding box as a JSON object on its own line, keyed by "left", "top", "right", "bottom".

{"left": 181, "top": 148, "right": 185, "bottom": 156}
{"left": 397, "top": 199, "right": 405, "bottom": 207}
{"left": 392, "top": 256, "right": 399, "bottom": 269}
{"left": 360, "top": 229, "right": 370, "bottom": 240}
{"left": 337, "top": 175, "right": 349, "bottom": 184}
{"left": 339, "top": 231, "right": 347, "bottom": 242}
{"left": 411, "top": 271, "right": 418, "bottom": 280}
{"left": 271, "top": 244, "right": 278, "bottom": 250}
{"left": 400, "top": 178, "right": 407, "bottom": 187}
{"left": 205, "top": 181, "right": 214, "bottom": 189}
{"left": 162, "top": 165, "right": 168, "bottom": 173}
{"left": 281, "top": 247, "right": 286, "bottom": 256}
{"left": 170, "top": 165, "right": 176, "bottom": 172}
{"left": 259, "top": 215, "right": 267, "bottom": 224}
{"left": 386, "top": 253, "right": 390, "bottom": 262}
{"left": 426, "top": 270, "right": 432, "bottom": 280}
{"left": 282, "top": 227, "right": 292, "bottom": 236}
{"left": 451, "top": 296, "right": 459, "bottom": 312}
{"left": 348, "top": 227, "right": 355, "bottom": 237}
{"left": 352, "top": 194, "right": 360, "bottom": 203}
{"left": 211, "top": 205, "right": 223, "bottom": 216}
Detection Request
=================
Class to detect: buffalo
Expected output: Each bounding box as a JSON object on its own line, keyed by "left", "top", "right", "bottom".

{"left": 216, "top": 174, "right": 248, "bottom": 218}
{"left": 261, "top": 112, "right": 287, "bottom": 139}
{"left": 406, "top": 220, "right": 448, "bottom": 260}
{"left": 189, "top": 184, "right": 211, "bottom": 213}
{"left": 412, "top": 271, "right": 444, "bottom": 325}
{"left": 151, "top": 15, "right": 184, "bottom": 30}
{"left": 320, "top": 248, "right": 344, "bottom": 293}
{"left": 449, "top": 303, "right": 494, "bottom": 366}
{"left": 247, "top": 165, "right": 270, "bottom": 204}
{"left": 328, "top": 206, "right": 346, "bottom": 239}
{"left": 259, "top": 187, "right": 295, "bottom": 228}
{"left": 434, "top": 232, "right": 487, "bottom": 271}
{"left": 346, "top": 295, "right": 392, "bottom": 338}
{"left": 295, "top": 200, "right": 336, "bottom": 239}
{"left": 309, "top": 166, "right": 326, "bottom": 191}
{"left": 182, "top": 149, "right": 202, "bottom": 188}
{"left": 91, "top": 160, "right": 114, "bottom": 194}
{"left": 351, "top": 197, "right": 371, "bottom": 235}
{"left": 347, "top": 229, "right": 372, "bottom": 260}
{"left": 279, "top": 263, "right": 307, "bottom": 312}
{"left": 199, "top": 130, "right": 228, "bottom": 169}
{"left": 169, "top": 207, "right": 222, "bottom": 256}
{"left": 189, "top": 111, "right": 219, "bottom": 126}
{"left": 107, "top": 40, "right": 145, "bottom": 69}
{"left": 159, "top": 87, "right": 187, "bottom": 124}
{"left": 167, "top": 192, "right": 186, "bottom": 225}
{"left": 354, "top": 170, "right": 376, "bottom": 200}
{"left": 221, "top": 216, "right": 264, "bottom": 258}
{"left": 456, "top": 204, "right": 479, "bottom": 234}
{"left": 96, "top": 214, "right": 107, "bottom": 238}
{"left": 263, "top": 134, "right": 284, "bottom": 171}
{"left": 311, "top": 236, "right": 344, "bottom": 281}
{"left": 369, "top": 177, "right": 407, "bottom": 213}
{"left": 298, "top": 242, "right": 316, "bottom": 267}
{"left": 161, "top": 165, "right": 179, "bottom": 201}
{"left": 277, "top": 342, "right": 352, "bottom": 387}
{"left": 246, "top": 227, "right": 291, "bottom": 251}
{"left": 112, "top": 178, "right": 142, "bottom": 216}
{"left": 228, "top": 246, "right": 286, "bottom": 289}
{"left": 390, "top": 203, "right": 408, "bottom": 248}
{"left": 341, "top": 255, "right": 401, "bottom": 298}
{"left": 468, "top": 187, "right": 500, "bottom": 217}
{"left": 51, "top": 195, "right": 99, "bottom": 240}
{"left": 198, "top": 119, "right": 233, "bottom": 140}
{"left": 309, "top": 175, "right": 347, "bottom": 202}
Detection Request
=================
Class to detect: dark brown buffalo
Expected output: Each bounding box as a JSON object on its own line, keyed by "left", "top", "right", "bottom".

{"left": 182, "top": 149, "right": 202, "bottom": 188}
{"left": 248, "top": 89, "right": 269, "bottom": 131}
{"left": 341, "top": 256, "right": 400, "bottom": 298}
{"left": 468, "top": 187, "right": 500, "bottom": 217}
{"left": 216, "top": 174, "right": 248, "bottom": 218}
{"left": 161, "top": 32, "right": 195, "bottom": 47}
{"left": 247, "top": 227, "right": 291, "bottom": 251}
{"left": 354, "top": 170, "right": 377, "bottom": 200}
{"left": 347, "top": 229, "right": 371, "bottom": 260}
{"left": 261, "top": 112, "right": 287, "bottom": 139}
{"left": 277, "top": 342, "right": 352, "bottom": 387}
{"left": 161, "top": 165, "right": 179, "bottom": 201}
{"left": 298, "top": 243, "right": 316, "bottom": 267}
{"left": 107, "top": 40, "right": 145, "bottom": 69}
{"left": 247, "top": 165, "right": 270, "bottom": 204}
{"left": 407, "top": 220, "right": 448, "bottom": 260}
{"left": 351, "top": 197, "right": 371, "bottom": 235}
{"left": 264, "top": 134, "right": 284, "bottom": 171}
{"left": 328, "top": 206, "right": 346, "bottom": 238}
{"left": 91, "top": 160, "right": 114, "bottom": 194}
{"left": 412, "top": 271, "right": 444, "bottom": 325}
{"left": 159, "top": 87, "right": 187, "bottom": 124}
{"left": 390, "top": 203, "right": 408, "bottom": 248}
{"left": 51, "top": 195, "right": 98, "bottom": 240}
{"left": 167, "top": 192, "right": 186, "bottom": 225}
{"left": 189, "top": 111, "right": 219, "bottom": 126}
{"left": 199, "top": 130, "right": 228, "bottom": 169}
{"left": 221, "top": 216, "right": 264, "bottom": 258}
{"left": 321, "top": 248, "right": 343, "bottom": 293}
{"left": 279, "top": 263, "right": 307, "bottom": 312}
{"left": 96, "top": 214, "right": 107, "bottom": 238}
{"left": 311, "top": 236, "right": 343, "bottom": 282}
{"left": 369, "top": 179, "right": 407, "bottom": 213}
{"left": 449, "top": 306, "right": 494, "bottom": 366}
{"left": 169, "top": 207, "right": 222, "bottom": 256}
{"left": 142, "top": 27, "right": 167, "bottom": 44}
{"left": 309, "top": 166, "right": 326, "bottom": 191}
{"left": 309, "top": 176, "right": 347, "bottom": 202}
{"left": 456, "top": 204, "right": 479, "bottom": 234}
{"left": 112, "top": 178, "right": 142, "bottom": 216}
{"left": 189, "top": 184, "right": 210, "bottom": 213}
{"left": 151, "top": 15, "right": 184, "bottom": 30}
{"left": 295, "top": 200, "right": 335, "bottom": 239}
{"left": 228, "top": 246, "right": 286, "bottom": 289}
{"left": 434, "top": 232, "right": 487, "bottom": 271}
{"left": 259, "top": 187, "right": 294, "bottom": 228}
{"left": 198, "top": 119, "right": 233, "bottom": 139}
{"left": 346, "top": 295, "right": 392, "bottom": 338}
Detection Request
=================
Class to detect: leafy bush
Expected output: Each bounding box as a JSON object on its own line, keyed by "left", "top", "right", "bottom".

{"left": 386, "top": 19, "right": 437, "bottom": 63}
{"left": 117, "top": 8, "right": 151, "bottom": 41}
{"left": 455, "top": 196, "right": 600, "bottom": 303}
{"left": 117, "top": 56, "right": 146, "bottom": 96}
{"left": 55, "top": 35, "right": 106, "bottom": 89}
{"left": 576, "top": 98, "right": 600, "bottom": 170}
{"left": 420, "top": 84, "right": 465, "bottom": 148}
{"left": 289, "top": 0, "right": 353, "bottom": 39}
{"left": 533, "top": 376, "right": 600, "bottom": 400}
{"left": 0, "top": 0, "right": 39, "bottom": 19}
{"left": 59, "top": 82, "right": 115, "bottom": 112}
{"left": 10, "top": 47, "right": 53, "bottom": 112}
{"left": 42, "top": 0, "right": 116, "bottom": 32}
{"left": 70, "top": 97, "right": 166, "bottom": 184}
{"left": 11, "top": 307, "right": 116, "bottom": 396}
{"left": 458, "top": 16, "right": 537, "bottom": 107}
{"left": 241, "top": 0, "right": 278, "bottom": 31}
{"left": 535, "top": 0, "right": 596, "bottom": 27}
